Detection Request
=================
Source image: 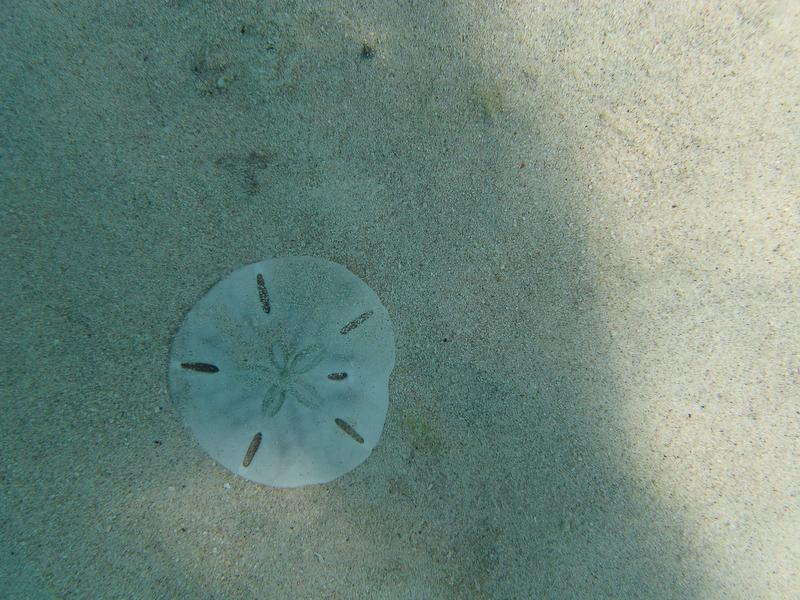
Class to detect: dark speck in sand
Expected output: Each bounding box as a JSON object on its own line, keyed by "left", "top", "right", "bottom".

{"left": 360, "top": 42, "right": 375, "bottom": 59}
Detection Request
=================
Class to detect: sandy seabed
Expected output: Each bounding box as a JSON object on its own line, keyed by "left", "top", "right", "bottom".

{"left": 1, "top": 1, "right": 798, "bottom": 598}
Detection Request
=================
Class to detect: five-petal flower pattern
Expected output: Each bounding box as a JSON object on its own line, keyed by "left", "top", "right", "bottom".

{"left": 260, "top": 340, "right": 325, "bottom": 416}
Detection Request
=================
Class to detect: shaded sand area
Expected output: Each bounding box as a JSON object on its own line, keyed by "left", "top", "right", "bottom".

{"left": 2, "top": 1, "right": 798, "bottom": 598}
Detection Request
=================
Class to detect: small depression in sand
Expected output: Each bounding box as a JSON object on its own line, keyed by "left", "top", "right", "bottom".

{"left": 168, "top": 256, "right": 396, "bottom": 487}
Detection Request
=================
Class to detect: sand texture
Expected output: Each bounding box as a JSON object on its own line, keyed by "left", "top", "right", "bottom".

{"left": 1, "top": 1, "right": 798, "bottom": 598}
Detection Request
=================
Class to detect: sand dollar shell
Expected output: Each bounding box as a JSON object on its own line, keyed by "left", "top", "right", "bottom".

{"left": 168, "top": 256, "right": 395, "bottom": 487}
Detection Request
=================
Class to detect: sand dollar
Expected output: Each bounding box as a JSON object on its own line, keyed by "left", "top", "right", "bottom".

{"left": 168, "top": 256, "right": 395, "bottom": 487}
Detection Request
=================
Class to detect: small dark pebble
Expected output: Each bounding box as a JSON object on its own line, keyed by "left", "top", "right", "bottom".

{"left": 360, "top": 42, "right": 375, "bottom": 59}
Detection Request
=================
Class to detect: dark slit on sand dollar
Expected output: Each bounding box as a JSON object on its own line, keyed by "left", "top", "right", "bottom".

{"left": 256, "top": 273, "right": 271, "bottom": 314}
{"left": 334, "top": 418, "right": 364, "bottom": 444}
{"left": 340, "top": 310, "right": 373, "bottom": 335}
{"left": 180, "top": 362, "right": 219, "bottom": 373}
{"left": 242, "top": 432, "right": 263, "bottom": 467}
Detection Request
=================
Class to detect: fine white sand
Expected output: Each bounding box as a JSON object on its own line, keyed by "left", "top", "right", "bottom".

{"left": 2, "top": 2, "right": 798, "bottom": 598}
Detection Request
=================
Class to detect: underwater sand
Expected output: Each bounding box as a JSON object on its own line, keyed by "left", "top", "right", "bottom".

{"left": 1, "top": 1, "right": 798, "bottom": 598}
